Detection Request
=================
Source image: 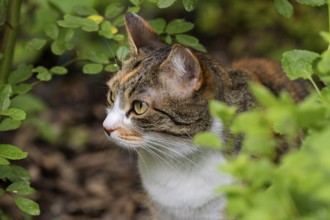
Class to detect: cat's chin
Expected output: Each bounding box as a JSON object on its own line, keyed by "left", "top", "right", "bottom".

{"left": 105, "top": 135, "right": 142, "bottom": 149}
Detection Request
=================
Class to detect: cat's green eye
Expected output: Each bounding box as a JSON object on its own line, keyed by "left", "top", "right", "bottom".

{"left": 133, "top": 101, "right": 148, "bottom": 115}
{"left": 109, "top": 91, "right": 115, "bottom": 102}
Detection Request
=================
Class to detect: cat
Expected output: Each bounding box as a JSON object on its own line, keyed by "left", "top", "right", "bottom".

{"left": 103, "top": 12, "right": 310, "bottom": 220}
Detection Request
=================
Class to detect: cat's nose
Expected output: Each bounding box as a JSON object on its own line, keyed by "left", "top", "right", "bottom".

{"left": 103, "top": 127, "right": 114, "bottom": 135}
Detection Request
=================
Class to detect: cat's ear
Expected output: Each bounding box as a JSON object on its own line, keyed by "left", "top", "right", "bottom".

{"left": 160, "top": 44, "right": 203, "bottom": 97}
{"left": 125, "top": 12, "right": 163, "bottom": 54}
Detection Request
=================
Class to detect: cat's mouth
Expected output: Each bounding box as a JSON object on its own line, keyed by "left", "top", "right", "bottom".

{"left": 104, "top": 127, "right": 143, "bottom": 149}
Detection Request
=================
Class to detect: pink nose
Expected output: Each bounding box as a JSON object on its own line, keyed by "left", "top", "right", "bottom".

{"left": 103, "top": 127, "right": 114, "bottom": 135}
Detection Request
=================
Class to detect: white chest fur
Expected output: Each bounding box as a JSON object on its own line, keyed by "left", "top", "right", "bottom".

{"left": 138, "top": 145, "right": 233, "bottom": 220}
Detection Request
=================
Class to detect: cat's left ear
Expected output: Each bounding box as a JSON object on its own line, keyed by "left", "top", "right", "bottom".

{"left": 125, "top": 12, "right": 164, "bottom": 54}
{"left": 160, "top": 44, "right": 203, "bottom": 97}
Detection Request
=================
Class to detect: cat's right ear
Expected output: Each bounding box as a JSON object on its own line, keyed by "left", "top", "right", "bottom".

{"left": 125, "top": 12, "right": 164, "bottom": 54}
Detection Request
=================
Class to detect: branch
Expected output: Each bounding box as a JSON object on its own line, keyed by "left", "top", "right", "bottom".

{"left": 0, "top": 0, "right": 22, "bottom": 84}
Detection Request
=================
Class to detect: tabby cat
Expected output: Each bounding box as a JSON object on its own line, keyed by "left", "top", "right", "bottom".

{"left": 103, "top": 12, "right": 310, "bottom": 220}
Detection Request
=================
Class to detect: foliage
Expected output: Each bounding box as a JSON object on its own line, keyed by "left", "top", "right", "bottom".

{"left": 195, "top": 1, "right": 330, "bottom": 219}
{"left": 0, "top": 0, "right": 201, "bottom": 218}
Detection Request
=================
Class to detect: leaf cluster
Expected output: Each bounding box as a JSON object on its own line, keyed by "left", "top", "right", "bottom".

{"left": 194, "top": 1, "right": 330, "bottom": 219}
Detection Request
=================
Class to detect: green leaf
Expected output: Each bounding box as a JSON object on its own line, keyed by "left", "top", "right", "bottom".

{"left": 26, "top": 38, "right": 47, "bottom": 51}
{"left": 44, "top": 23, "right": 59, "bottom": 40}
{"left": 51, "top": 40, "right": 66, "bottom": 55}
{"left": 194, "top": 132, "right": 222, "bottom": 149}
{"left": 274, "top": 0, "right": 293, "bottom": 17}
{"left": 128, "top": 6, "right": 141, "bottom": 13}
{"left": 14, "top": 196, "right": 40, "bottom": 216}
{"left": 50, "top": 66, "right": 68, "bottom": 75}
{"left": 57, "top": 14, "right": 82, "bottom": 28}
{"left": 209, "top": 100, "right": 237, "bottom": 125}
{"left": 0, "top": 84, "right": 11, "bottom": 110}
{"left": 105, "top": 3, "right": 124, "bottom": 18}
{"left": 81, "top": 18, "right": 99, "bottom": 32}
{"left": 320, "top": 31, "right": 330, "bottom": 44}
{"left": 33, "top": 66, "right": 52, "bottom": 81}
{"left": 0, "top": 118, "right": 21, "bottom": 131}
{"left": 6, "top": 181, "right": 36, "bottom": 195}
{"left": 8, "top": 63, "right": 33, "bottom": 84}
{"left": 113, "top": 14, "right": 125, "bottom": 27}
{"left": 82, "top": 63, "right": 103, "bottom": 74}
{"left": 105, "top": 64, "right": 119, "bottom": 72}
{"left": 0, "top": 165, "right": 31, "bottom": 181}
{"left": 281, "top": 50, "right": 320, "bottom": 80}
{"left": 157, "top": 0, "right": 176, "bottom": 8}
{"left": 0, "top": 157, "right": 9, "bottom": 165}
{"left": 99, "top": 21, "right": 114, "bottom": 39}
{"left": 73, "top": 5, "right": 97, "bottom": 16}
{"left": 191, "top": 43, "right": 207, "bottom": 52}
{"left": 165, "top": 19, "right": 194, "bottom": 34}
{"left": 164, "top": 34, "right": 172, "bottom": 44}
{"left": 0, "top": 145, "right": 27, "bottom": 160}
{"left": 87, "top": 51, "right": 109, "bottom": 64}
{"left": 149, "top": 18, "right": 167, "bottom": 34}
{"left": 0, "top": 52, "right": 3, "bottom": 60}
{"left": 116, "top": 45, "right": 129, "bottom": 61}
{"left": 182, "top": 0, "right": 198, "bottom": 11}
{"left": 113, "top": 34, "right": 125, "bottom": 42}
{"left": 12, "top": 84, "right": 33, "bottom": 96}
{"left": 176, "top": 34, "right": 199, "bottom": 47}
{"left": 130, "top": 0, "right": 143, "bottom": 5}
{"left": 317, "top": 50, "right": 330, "bottom": 78}
{"left": 0, "top": 108, "right": 26, "bottom": 121}
{"left": 295, "top": 0, "right": 327, "bottom": 6}
{"left": 0, "top": 188, "right": 4, "bottom": 196}
{"left": 10, "top": 94, "right": 45, "bottom": 114}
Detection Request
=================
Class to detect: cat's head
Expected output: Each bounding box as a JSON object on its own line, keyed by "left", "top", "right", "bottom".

{"left": 103, "top": 13, "right": 219, "bottom": 155}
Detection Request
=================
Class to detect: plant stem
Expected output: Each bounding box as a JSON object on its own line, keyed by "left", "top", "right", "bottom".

{"left": 0, "top": 0, "right": 22, "bottom": 84}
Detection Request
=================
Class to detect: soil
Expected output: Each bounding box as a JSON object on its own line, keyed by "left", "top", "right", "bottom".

{"left": 0, "top": 72, "right": 151, "bottom": 220}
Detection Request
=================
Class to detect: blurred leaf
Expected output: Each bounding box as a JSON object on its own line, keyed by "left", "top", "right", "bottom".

{"left": 191, "top": 43, "right": 207, "bottom": 52}
{"left": 99, "top": 21, "right": 114, "bottom": 39}
{"left": 73, "top": 5, "right": 97, "bottom": 16}
{"left": 113, "top": 34, "right": 125, "bottom": 42}
{"left": 295, "top": 0, "right": 327, "bottom": 6}
{"left": 116, "top": 45, "right": 129, "bottom": 61}
{"left": 12, "top": 84, "right": 33, "bottom": 96}
{"left": 194, "top": 132, "right": 222, "bottom": 149}
{"left": 165, "top": 19, "right": 194, "bottom": 34}
{"left": 57, "top": 14, "right": 82, "bottom": 28}
{"left": 176, "top": 34, "right": 199, "bottom": 47}
{"left": 14, "top": 196, "right": 40, "bottom": 216}
{"left": 87, "top": 15, "right": 104, "bottom": 25}
{"left": 274, "top": 0, "right": 293, "bottom": 17}
{"left": 0, "top": 157, "right": 9, "bottom": 165}
{"left": 105, "top": 64, "right": 119, "bottom": 72}
{"left": 25, "top": 38, "right": 47, "bottom": 51}
{"left": 182, "top": 0, "right": 198, "bottom": 11}
{"left": 50, "top": 66, "right": 68, "bottom": 75}
{"left": 0, "top": 108, "right": 26, "bottom": 121}
{"left": 149, "top": 18, "right": 167, "bottom": 34}
{"left": 0, "top": 145, "right": 27, "bottom": 160}
{"left": 82, "top": 63, "right": 103, "bottom": 74}
{"left": 320, "top": 31, "right": 330, "bottom": 44}
{"left": 0, "top": 165, "right": 31, "bottom": 182}
{"left": 87, "top": 51, "right": 109, "bottom": 64}
{"left": 164, "top": 34, "right": 172, "bottom": 44}
{"left": 11, "top": 94, "right": 45, "bottom": 114}
{"left": 51, "top": 40, "right": 66, "bottom": 55}
{"left": 0, "top": 84, "right": 11, "bottom": 110}
{"left": 282, "top": 50, "right": 320, "bottom": 80}
{"left": 33, "top": 66, "right": 52, "bottom": 81}
{"left": 8, "top": 64, "right": 33, "bottom": 84}
{"left": 44, "top": 24, "right": 59, "bottom": 40}
{"left": 6, "top": 181, "right": 36, "bottom": 195}
{"left": 0, "top": 52, "right": 3, "bottom": 60}
{"left": 113, "top": 14, "right": 125, "bottom": 26}
{"left": 105, "top": 3, "right": 124, "bottom": 19}
{"left": 0, "top": 118, "right": 21, "bottom": 131}
{"left": 157, "top": 0, "right": 176, "bottom": 8}
{"left": 317, "top": 50, "right": 330, "bottom": 80}
{"left": 130, "top": 0, "right": 143, "bottom": 5}
{"left": 209, "top": 100, "right": 237, "bottom": 125}
{"left": 28, "top": 118, "right": 59, "bottom": 143}
{"left": 128, "top": 6, "right": 141, "bottom": 13}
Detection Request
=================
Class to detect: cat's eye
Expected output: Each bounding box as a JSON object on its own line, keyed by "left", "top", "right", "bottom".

{"left": 133, "top": 100, "right": 148, "bottom": 115}
{"left": 108, "top": 91, "right": 115, "bottom": 103}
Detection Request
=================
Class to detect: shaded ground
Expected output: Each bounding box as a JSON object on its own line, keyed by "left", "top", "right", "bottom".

{"left": 1, "top": 73, "right": 151, "bottom": 220}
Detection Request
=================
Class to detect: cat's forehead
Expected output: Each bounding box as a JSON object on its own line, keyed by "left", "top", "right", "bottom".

{"left": 107, "top": 47, "right": 170, "bottom": 91}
